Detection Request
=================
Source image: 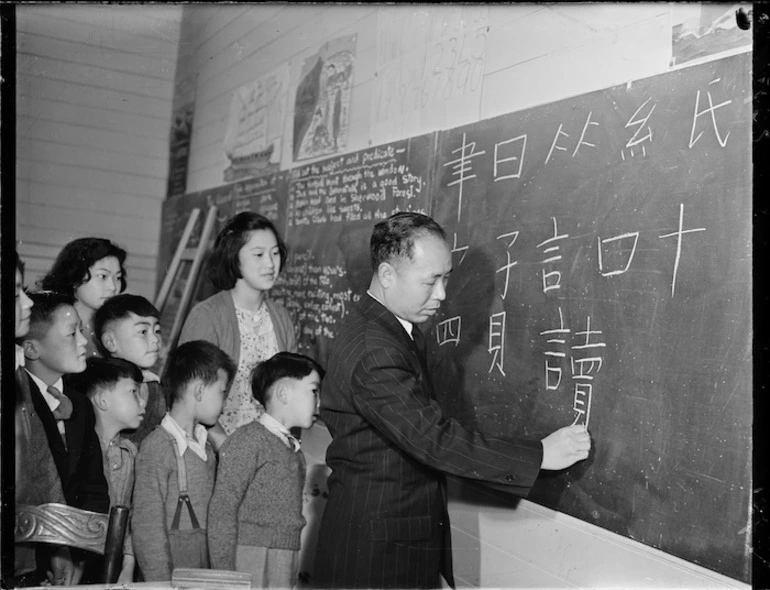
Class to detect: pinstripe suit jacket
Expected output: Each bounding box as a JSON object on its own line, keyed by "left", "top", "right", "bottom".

{"left": 315, "top": 294, "right": 543, "bottom": 589}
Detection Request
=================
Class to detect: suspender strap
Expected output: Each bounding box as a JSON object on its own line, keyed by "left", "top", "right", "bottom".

{"left": 168, "top": 436, "right": 202, "bottom": 531}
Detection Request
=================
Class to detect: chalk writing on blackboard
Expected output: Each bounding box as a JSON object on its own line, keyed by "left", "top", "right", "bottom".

{"left": 493, "top": 135, "right": 526, "bottom": 181}
{"left": 443, "top": 132, "right": 484, "bottom": 222}
{"left": 494, "top": 231, "right": 520, "bottom": 300}
{"left": 541, "top": 306, "right": 569, "bottom": 391}
{"left": 658, "top": 203, "right": 707, "bottom": 297}
{"left": 488, "top": 311, "right": 506, "bottom": 376}
{"left": 621, "top": 97, "right": 655, "bottom": 160}
{"left": 597, "top": 232, "right": 639, "bottom": 277}
{"left": 436, "top": 316, "right": 461, "bottom": 348}
{"left": 450, "top": 233, "right": 469, "bottom": 266}
{"left": 570, "top": 315, "right": 606, "bottom": 427}
{"left": 278, "top": 249, "right": 360, "bottom": 341}
{"left": 538, "top": 217, "right": 569, "bottom": 294}
{"left": 287, "top": 145, "right": 427, "bottom": 227}
{"left": 429, "top": 54, "right": 751, "bottom": 580}
{"left": 689, "top": 80, "right": 732, "bottom": 148}
{"left": 232, "top": 175, "right": 283, "bottom": 221}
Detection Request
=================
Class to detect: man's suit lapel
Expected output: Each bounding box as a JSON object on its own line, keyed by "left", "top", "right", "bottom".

{"left": 26, "top": 373, "right": 69, "bottom": 478}
{"left": 360, "top": 295, "right": 436, "bottom": 400}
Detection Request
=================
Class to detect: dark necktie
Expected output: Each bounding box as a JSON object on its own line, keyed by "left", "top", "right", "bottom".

{"left": 412, "top": 326, "right": 427, "bottom": 356}
{"left": 47, "top": 385, "right": 73, "bottom": 421}
{"left": 411, "top": 327, "right": 435, "bottom": 398}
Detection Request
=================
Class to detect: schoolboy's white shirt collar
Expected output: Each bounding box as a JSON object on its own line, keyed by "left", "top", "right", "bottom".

{"left": 142, "top": 369, "right": 160, "bottom": 383}
{"left": 15, "top": 345, "right": 25, "bottom": 370}
{"left": 160, "top": 414, "right": 209, "bottom": 461}
{"left": 258, "top": 412, "right": 300, "bottom": 452}
{"left": 366, "top": 290, "right": 414, "bottom": 340}
{"left": 26, "top": 370, "right": 64, "bottom": 414}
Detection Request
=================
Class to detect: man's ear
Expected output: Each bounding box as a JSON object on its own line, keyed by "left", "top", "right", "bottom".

{"left": 378, "top": 262, "right": 395, "bottom": 289}
{"left": 101, "top": 330, "right": 119, "bottom": 354}
{"left": 193, "top": 380, "right": 204, "bottom": 402}
{"left": 22, "top": 339, "right": 40, "bottom": 361}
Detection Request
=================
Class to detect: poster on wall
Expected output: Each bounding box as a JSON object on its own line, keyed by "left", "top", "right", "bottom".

{"left": 223, "top": 63, "right": 290, "bottom": 182}
{"left": 166, "top": 73, "right": 197, "bottom": 199}
{"left": 670, "top": 3, "right": 752, "bottom": 66}
{"left": 370, "top": 6, "right": 490, "bottom": 145}
{"left": 292, "top": 34, "right": 356, "bottom": 162}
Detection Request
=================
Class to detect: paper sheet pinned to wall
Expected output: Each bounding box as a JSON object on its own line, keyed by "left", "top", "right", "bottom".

{"left": 371, "top": 6, "right": 491, "bottom": 145}
{"left": 293, "top": 34, "right": 357, "bottom": 162}
{"left": 223, "top": 63, "right": 290, "bottom": 182}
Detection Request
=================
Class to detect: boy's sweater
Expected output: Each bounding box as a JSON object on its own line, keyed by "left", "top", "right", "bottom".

{"left": 131, "top": 425, "right": 216, "bottom": 581}
{"left": 208, "top": 420, "right": 307, "bottom": 570}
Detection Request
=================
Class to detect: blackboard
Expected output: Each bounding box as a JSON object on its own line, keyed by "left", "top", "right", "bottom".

{"left": 427, "top": 52, "right": 751, "bottom": 581}
{"left": 270, "top": 134, "right": 436, "bottom": 363}
{"left": 157, "top": 52, "right": 751, "bottom": 582}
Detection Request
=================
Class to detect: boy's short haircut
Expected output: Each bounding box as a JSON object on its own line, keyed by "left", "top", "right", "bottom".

{"left": 162, "top": 340, "right": 236, "bottom": 406}
{"left": 93, "top": 294, "right": 161, "bottom": 356}
{"left": 69, "top": 357, "right": 144, "bottom": 399}
{"left": 24, "top": 291, "right": 77, "bottom": 341}
{"left": 251, "top": 351, "right": 325, "bottom": 407}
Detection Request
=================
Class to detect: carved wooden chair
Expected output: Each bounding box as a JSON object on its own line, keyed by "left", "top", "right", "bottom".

{"left": 15, "top": 502, "right": 129, "bottom": 583}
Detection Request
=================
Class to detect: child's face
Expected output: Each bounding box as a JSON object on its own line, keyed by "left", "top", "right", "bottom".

{"left": 31, "top": 305, "right": 88, "bottom": 375}
{"left": 196, "top": 369, "right": 229, "bottom": 427}
{"left": 104, "top": 313, "right": 161, "bottom": 368}
{"left": 104, "top": 378, "right": 146, "bottom": 431}
{"left": 285, "top": 370, "right": 321, "bottom": 430}
{"left": 76, "top": 256, "right": 122, "bottom": 312}
{"left": 236, "top": 230, "right": 281, "bottom": 293}
{"left": 15, "top": 269, "right": 33, "bottom": 338}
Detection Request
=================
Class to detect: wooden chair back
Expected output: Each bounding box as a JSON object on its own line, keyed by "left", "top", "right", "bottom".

{"left": 15, "top": 503, "right": 129, "bottom": 583}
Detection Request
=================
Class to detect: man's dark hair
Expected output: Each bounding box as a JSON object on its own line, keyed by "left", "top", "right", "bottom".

{"left": 208, "top": 212, "right": 288, "bottom": 291}
{"left": 162, "top": 340, "right": 236, "bottom": 406}
{"left": 69, "top": 356, "right": 143, "bottom": 399}
{"left": 40, "top": 237, "right": 128, "bottom": 295}
{"left": 251, "top": 351, "right": 325, "bottom": 407}
{"left": 93, "top": 294, "right": 160, "bottom": 356}
{"left": 23, "top": 291, "right": 77, "bottom": 342}
{"left": 370, "top": 212, "right": 447, "bottom": 271}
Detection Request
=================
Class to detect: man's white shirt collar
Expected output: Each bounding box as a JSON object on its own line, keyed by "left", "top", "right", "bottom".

{"left": 161, "top": 414, "right": 209, "bottom": 461}
{"left": 367, "top": 291, "right": 414, "bottom": 340}
{"left": 259, "top": 412, "right": 301, "bottom": 452}
{"left": 15, "top": 345, "right": 25, "bottom": 370}
{"left": 26, "top": 370, "right": 64, "bottom": 414}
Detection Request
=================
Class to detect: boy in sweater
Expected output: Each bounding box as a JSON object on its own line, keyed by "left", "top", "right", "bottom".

{"left": 208, "top": 351, "right": 324, "bottom": 588}
{"left": 94, "top": 294, "right": 164, "bottom": 445}
{"left": 131, "top": 340, "right": 235, "bottom": 581}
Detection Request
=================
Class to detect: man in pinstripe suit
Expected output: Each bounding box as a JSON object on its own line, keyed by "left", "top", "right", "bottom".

{"left": 314, "top": 212, "right": 591, "bottom": 589}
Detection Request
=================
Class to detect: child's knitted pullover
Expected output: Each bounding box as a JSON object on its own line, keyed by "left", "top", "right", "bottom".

{"left": 208, "top": 420, "right": 307, "bottom": 570}
{"left": 131, "top": 426, "right": 216, "bottom": 581}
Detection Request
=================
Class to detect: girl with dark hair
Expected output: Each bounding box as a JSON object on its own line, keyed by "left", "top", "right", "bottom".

{"left": 178, "top": 212, "right": 297, "bottom": 452}
{"left": 40, "top": 237, "right": 127, "bottom": 358}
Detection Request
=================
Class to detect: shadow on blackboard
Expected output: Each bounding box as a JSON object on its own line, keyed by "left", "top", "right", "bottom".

{"left": 428, "top": 245, "right": 500, "bottom": 434}
{"left": 336, "top": 223, "right": 372, "bottom": 295}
